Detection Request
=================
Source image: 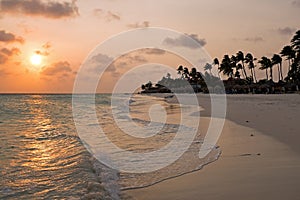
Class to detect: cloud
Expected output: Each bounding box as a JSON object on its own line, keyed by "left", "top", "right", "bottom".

{"left": 127, "top": 21, "right": 150, "bottom": 28}
{"left": 0, "top": 0, "right": 79, "bottom": 19}
{"left": 90, "top": 53, "right": 116, "bottom": 72}
{"left": 118, "top": 54, "right": 147, "bottom": 65}
{"left": 138, "top": 48, "right": 166, "bottom": 55}
{"left": 277, "top": 27, "right": 296, "bottom": 36}
{"left": 89, "top": 53, "right": 148, "bottom": 75}
{"left": 292, "top": 0, "right": 300, "bottom": 7}
{"left": 0, "top": 47, "right": 20, "bottom": 56}
{"left": 244, "top": 36, "right": 264, "bottom": 43}
{"left": 93, "top": 9, "right": 120, "bottom": 22}
{"left": 41, "top": 61, "right": 72, "bottom": 76}
{"left": 0, "top": 54, "right": 7, "bottom": 64}
{"left": 35, "top": 42, "right": 51, "bottom": 56}
{"left": 0, "top": 47, "right": 20, "bottom": 64}
{"left": 0, "top": 30, "right": 24, "bottom": 43}
{"left": 163, "top": 33, "right": 206, "bottom": 49}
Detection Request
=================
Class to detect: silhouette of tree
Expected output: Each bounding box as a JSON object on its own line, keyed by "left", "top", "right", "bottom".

{"left": 183, "top": 67, "right": 189, "bottom": 79}
{"left": 220, "top": 55, "right": 233, "bottom": 78}
{"left": 271, "top": 54, "right": 283, "bottom": 81}
{"left": 213, "top": 58, "right": 220, "bottom": 78}
{"left": 291, "top": 30, "right": 300, "bottom": 53}
{"left": 204, "top": 63, "right": 212, "bottom": 75}
{"left": 245, "top": 53, "right": 257, "bottom": 83}
{"left": 177, "top": 65, "right": 183, "bottom": 78}
{"left": 259, "top": 57, "right": 272, "bottom": 81}
{"left": 236, "top": 51, "right": 248, "bottom": 79}
{"left": 234, "top": 70, "right": 241, "bottom": 79}
{"left": 166, "top": 73, "right": 171, "bottom": 79}
{"left": 280, "top": 45, "right": 295, "bottom": 71}
{"left": 189, "top": 67, "right": 197, "bottom": 83}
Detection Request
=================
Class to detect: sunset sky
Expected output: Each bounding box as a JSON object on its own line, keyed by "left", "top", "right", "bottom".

{"left": 0, "top": 0, "right": 299, "bottom": 93}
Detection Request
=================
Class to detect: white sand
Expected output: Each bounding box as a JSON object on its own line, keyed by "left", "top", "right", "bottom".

{"left": 125, "top": 94, "right": 300, "bottom": 200}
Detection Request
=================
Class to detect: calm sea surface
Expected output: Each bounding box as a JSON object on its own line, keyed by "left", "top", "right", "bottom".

{"left": 0, "top": 94, "right": 219, "bottom": 199}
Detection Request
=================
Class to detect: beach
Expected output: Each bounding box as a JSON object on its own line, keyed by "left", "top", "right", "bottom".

{"left": 125, "top": 94, "right": 300, "bottom": 200}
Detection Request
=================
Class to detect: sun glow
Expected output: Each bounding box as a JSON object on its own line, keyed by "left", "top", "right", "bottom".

{"left": 30, "top": 54, "right": 42, "bottom": 66}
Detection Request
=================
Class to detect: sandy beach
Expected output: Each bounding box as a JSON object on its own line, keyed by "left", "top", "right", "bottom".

{"left": 125, "top": 94, "right": 300, "bottom": 200}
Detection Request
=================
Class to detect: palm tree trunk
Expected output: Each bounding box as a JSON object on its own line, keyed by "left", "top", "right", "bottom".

{"left": 253, "top": 68, "right": 257, "bottom": 83}
{"left": 242, "top": 62, "right": 248, "bottom": 79}
{"left": 280, "top": 63, "right": 283, "bottom": 81}
{"left": 277, "top": 65, "right": 281, "bottom": 81}
{"left": 266, "top": 69, "right": 269, "bottom": 80}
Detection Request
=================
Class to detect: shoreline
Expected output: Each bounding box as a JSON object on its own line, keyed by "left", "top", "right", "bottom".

{"left": 124, "top": 94, "right": 300, "bottom": 200}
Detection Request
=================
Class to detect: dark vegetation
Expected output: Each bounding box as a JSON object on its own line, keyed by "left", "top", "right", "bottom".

{"left": 141, "top": 30, "right": 300, "bottom": 94}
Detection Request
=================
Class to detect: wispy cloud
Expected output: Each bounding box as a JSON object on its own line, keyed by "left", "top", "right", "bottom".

{"left": 163, "top": 33, "right": 206, "bottom": 49}
{"left": 127, "top": 21, "right": 150, "bottom": 28}
{"left": 244, "top": 36, "right": 264, "bottom": 43}
{"left": 93, "top": 9, "right": 120, "bottom": 22}
{"left": 138, "top": 48, "right": 166, "bottom": 55}
{"left": 41, "top": 61, "right": 72, "bottom": 76}
{"left": 292, "top": 0, "right": 300, "bottom": 7}
{"left": 277, "top": 27, "right": 296, "bottom": 36}
{"left": 0, "top": 30, "right": 24, "bottom": 43}
{"left": 117, "top": 54, "right": 147, "bottom": 66}
{"left": 0, "top": 47, "right": 20, "bottom": 64}
{"left": 35, "top": 42, "right": 51, "bottom": 56}
{"left": 0, "top": 0, "right": 79, "bottom": 19}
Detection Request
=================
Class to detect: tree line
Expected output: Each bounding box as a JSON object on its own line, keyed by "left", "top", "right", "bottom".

{"left": 141, "top": 30, "right": 300, "bottom": 94}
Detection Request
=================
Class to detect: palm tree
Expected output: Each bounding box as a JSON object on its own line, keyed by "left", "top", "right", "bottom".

{"left": 213, "top": 58, "right": 221, "bottom": 79}
{"left": 291, "top": 30, "right": 300, "bottom": 54}
{"left": 220, "top": 55, "right": 234, "bottom": 78}
{"left": 236, "top": 63, "right": 243, "bottom": 78}
{"left": 177, "top": 65, "right": 183, "bottom": 75}
{"left": 271, "top": 54, "right": 283, "bottom": 81}
{"left": 236, "top": 51, "right": 248, "bottom": 79}
{"left": 183, "top": 67, "right": 190, "bottom": 79}
{"left": 280, "top": 45, "right": 295, "bottom": 71}
{"left": 189, "top": 67, "right": 197, "bottom": 83}
{"left": 258, "top": 57, "right": 272, "bottom": 81}
{"left": 204, "top": 63, "right": 212, "bottom": 75}
{"left": 245, "top": 53, "right": 257, "bottom": 83}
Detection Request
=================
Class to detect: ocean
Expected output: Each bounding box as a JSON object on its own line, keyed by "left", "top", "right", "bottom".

{"left": 0, "top": 94, "right": 220, "bottom": 199}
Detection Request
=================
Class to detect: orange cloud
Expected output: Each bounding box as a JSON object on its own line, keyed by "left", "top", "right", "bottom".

{"left": 41, "top": 61, "right": 72, "bottom": 76}
{"left": 0, "top": 47, "right": 20, "bottom": 64}
{"left": 127, "top": 21, "right": 150, "bottom": 28}
{"left": 0, "top": 0, "right": 79, "bottom": 19}
{"left": 93, "top": 9, "right": 120, "bottom": 22}
{"left": 0, "top": 30, "right": 24, "bottom": 43}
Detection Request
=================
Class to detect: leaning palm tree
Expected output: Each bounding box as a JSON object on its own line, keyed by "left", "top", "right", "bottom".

{"left": 291, "top": 30, "right": 300, "bottom": 53}
{"left": 245, "top": 53, "right": 257, "bottom": 83}
{"left": 280, "top": 45, "right": 295, "bottom": 71}
{"left": 271, "top": 54, "right": 283, "bottom": 81}
{"left": 258, "top": 57, "right": 272, "bottom": 81}
{"left": 220, "top": 55, "right": 234, "bottom": 78}
{"left": 236, "top": 51, "right": 248, "bottom": 79}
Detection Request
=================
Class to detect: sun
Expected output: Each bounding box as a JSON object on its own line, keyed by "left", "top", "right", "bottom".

{"left": 30, "top": 54, "right": 42, "bottom": 66}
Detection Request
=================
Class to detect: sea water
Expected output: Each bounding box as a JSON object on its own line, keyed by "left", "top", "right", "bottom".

{"left": 0, "top": 94, "right": 220, "bottom": 199}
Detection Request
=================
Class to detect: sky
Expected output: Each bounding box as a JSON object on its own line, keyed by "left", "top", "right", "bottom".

{"left": 0, "top": 0, "right": 299, "bottom": 93}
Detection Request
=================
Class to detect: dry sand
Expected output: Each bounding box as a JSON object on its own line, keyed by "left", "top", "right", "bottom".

{"left": 125, "top": 94, "right": 300, "bottom": 200}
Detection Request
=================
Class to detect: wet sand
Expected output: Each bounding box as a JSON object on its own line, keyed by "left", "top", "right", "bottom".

{"left": 125, "top": 94, "right": 300, "bottom": 200}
